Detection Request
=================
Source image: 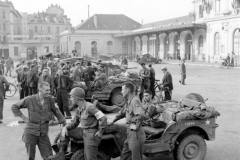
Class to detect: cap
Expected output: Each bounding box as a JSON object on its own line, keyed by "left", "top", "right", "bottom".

{"left": 161, "top": 66, "right": 167, "bottom": 71}
{"left": 70, "top": 87, "right": 85, "bottom": 100}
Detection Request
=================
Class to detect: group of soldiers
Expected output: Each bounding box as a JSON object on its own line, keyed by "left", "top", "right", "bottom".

{"left": 0, "top": 54, "right": 182, "bottom": 160}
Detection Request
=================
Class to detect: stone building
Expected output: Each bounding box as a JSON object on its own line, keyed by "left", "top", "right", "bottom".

{"left": 0, "top": 3, "right": 72, "bottom": 60}
{"left": 11, "top": 4, "right": 72, "bottom": 59}
{"left": 194, "top": 0, "right": 240, "bottom": 65}
{"left": 0, "top": 0, "right": 21, "bottom": 58}
{"left": 116, "top": 0, "right": 240, "bottom": 66}
{"left": 60, "top": 14, "right": 141, "bottom": 57}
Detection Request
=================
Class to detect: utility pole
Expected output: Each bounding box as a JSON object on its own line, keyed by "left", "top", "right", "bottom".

{"left": 88, "top": 5, "right": 90, "bottom": 18}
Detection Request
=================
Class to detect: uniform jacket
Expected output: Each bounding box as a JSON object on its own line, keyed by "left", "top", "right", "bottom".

{"left": 66, "top": 101, "right": 106, "bottom": 131}
{"left": 12, "top": 94, "right": 65, "bottom": 136}
{"left": 162, "top": 71, "right": 173, "bottom": 91}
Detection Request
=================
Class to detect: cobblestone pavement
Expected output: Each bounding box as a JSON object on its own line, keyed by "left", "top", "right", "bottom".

{"left": 0, "top": 63, "right": 240, "bottom": 160}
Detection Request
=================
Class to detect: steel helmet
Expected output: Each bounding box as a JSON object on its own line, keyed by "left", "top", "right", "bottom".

{"left": 70, "top": 87, "right": 85, "bottom": 100}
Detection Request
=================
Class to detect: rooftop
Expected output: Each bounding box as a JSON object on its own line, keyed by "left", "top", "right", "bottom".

{"left": 75, "top": 14, "right": 141, "bottom": 31}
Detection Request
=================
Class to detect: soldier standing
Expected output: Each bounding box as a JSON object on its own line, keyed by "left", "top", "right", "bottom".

{"left": 111, "top": 82, "right": 146, "bottom": 160}
{"left": 161, "top": 66, "right": 173, "bottom": 101}
{"left": 11, "top": 81, "right": 66, "bottom": 160}
{"left": 61, "top": 87, "right": 107, "bottom": 160}
{"left": 179, "top": 59, "right": 186, "bottom": 85}
{"left": 139, "top": 62, "right": 150, "bottom": 100}
{"left": 0, "top": 70, "right": 9, "bottom": 123}
{"left": 148, "top": 64, "right": 155, "bottom": 98}
{"left": 54, "top": 66, "right": 73, "bottom": 118}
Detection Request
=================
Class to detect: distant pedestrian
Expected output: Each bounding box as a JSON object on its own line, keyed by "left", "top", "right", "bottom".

{"left": 179, "top": 59, "right": 186, "bottom": 85}
{"left": 231, "top": 52, "right": 235, "bottom": 67}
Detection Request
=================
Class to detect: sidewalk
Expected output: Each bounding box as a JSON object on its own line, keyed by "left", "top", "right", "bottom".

{"left": 164, "top": 60, "right": 240, "bottom": 69}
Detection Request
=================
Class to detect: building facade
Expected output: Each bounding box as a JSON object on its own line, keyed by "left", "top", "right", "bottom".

{"left": 60, "top": 14, "right": 141, "bottom": 57}
{"left": 1, "top": 2, "right": 72, "bottom": 60}
{"left": 194, "top": 0, "right": 240, "bottom": 65}
{"left": 0, "top": 0, "right": 21, "bottom": 58}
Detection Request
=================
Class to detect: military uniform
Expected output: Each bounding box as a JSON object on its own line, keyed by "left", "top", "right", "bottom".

{"left": 115, "top": 95, "right": 146, "bottom": 160}
{"left": 149, "top": 66, "right": 156, "bottom": 98}
{"left": 66, "top": 101, "right": 107, "bottom": 160}
{"left": 54, "top": 74, "right": 73, "bottom": 117}
{"left": 162, "top": 71, "right": 173, "bottom": 101}
{"left": 11, "top": 94, "right": 65, "bottom": 160}
{"left": 0, "top": 75, "right": 9, "bottom": 121}
{"left": 180, "top": 62, "right": 186, "bottom": 85}
{"left": 139, "top": 68, "right": 151, "bottom": 100}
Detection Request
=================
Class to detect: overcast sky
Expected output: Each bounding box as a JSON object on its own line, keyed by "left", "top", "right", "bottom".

{"left": 10, "top": 0, "right": 193, "bottom": 26}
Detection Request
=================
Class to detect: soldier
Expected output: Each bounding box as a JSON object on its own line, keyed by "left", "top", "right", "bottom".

{"left": 93, "top": 67, "right": 107, "bottom": 90}
{"left": 0, "top": 70, "right": 9, "bottom": 123}
{"left": 61, "top": 87, "right": 107, "bottom": 160}
{"left": 39, "top": 68, "right": 54, "bottom": 95}
{"left": 20, "top": 66, "right": 29, "bottom": 98}
{"left": 139, "top": 62, "right": 150, "bottom": 100}
{"left": 11, "top": 81, "right": 66, "bottom": 160}
{"left": 161, "top": 66, "right": 173, "bottom": 101}
{"left": 5, "top": 57, "right": 14, "bottom": 77}
{"left": 111, "top": 82, "right": 146, "bottom": 160}
{"left": 27, "top": 65, "right": 39, "bottom": 95}
{"left": 179, "top": 59, "right": 186, "bottom": 85}
{"left": 54, "top": 66, "right": 73, "bottom": 118}
{"left": 148, "top": 64, "right": 155, "bottom": 98}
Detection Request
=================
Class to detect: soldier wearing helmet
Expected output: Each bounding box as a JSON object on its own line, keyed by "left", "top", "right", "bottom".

{"left": 61, "top": 87, "right": 107, "bottom": 160}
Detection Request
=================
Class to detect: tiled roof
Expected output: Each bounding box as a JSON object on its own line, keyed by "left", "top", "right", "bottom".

{"left": 76, "top": 14, "right": 141, "bottom": 30}
{"left": 115, "top": 14, "right": 206, "bottom": 37}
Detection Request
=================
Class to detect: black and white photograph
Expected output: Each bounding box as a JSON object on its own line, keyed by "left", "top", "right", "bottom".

{"left": 0, "top": 0, "right": 239, "bottom": 159}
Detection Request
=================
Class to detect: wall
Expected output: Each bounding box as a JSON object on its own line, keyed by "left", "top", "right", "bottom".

{"left": 60, "top": 33, "right": 125, "bottom": 56}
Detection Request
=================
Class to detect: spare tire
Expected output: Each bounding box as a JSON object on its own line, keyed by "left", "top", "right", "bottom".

{"left": 184, "top": 93, "right": 205, "bottom": 103}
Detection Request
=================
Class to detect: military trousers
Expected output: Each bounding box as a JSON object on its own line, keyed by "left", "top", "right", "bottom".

{"left": 22, "top": 133, "right": 52, "bottom": 160}
{"left": 83, "top": 129, "right": 101, "bottom": 160}
{"left": 0, "top": 96, "right": 4, "bottom": 120}
{"left": 120, "top": 127, "right": 146, "bottom": 160}
{"left": 56, "top": 89, "right": 71, "bottom": 117}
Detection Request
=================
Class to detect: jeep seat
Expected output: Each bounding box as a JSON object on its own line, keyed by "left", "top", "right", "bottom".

{"left": 143, "top": 126, "right": 165, "bottom": 135}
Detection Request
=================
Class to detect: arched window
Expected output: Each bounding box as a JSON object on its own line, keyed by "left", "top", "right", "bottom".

{"left": 122, "top": 41, "right": 127, "bottom": 55}
{"left": 91, "top": 41, "right": 98, "bottom": 57}
{"left": 107, "top": 41, "right": 113, "bottom": 54}
{"left": 74, "top": 41, "right": 81, "bottom": 56}
{"left": 198, "top": 35, "right": 204, "bottom": 55}
{"left": 233, "top": 29, "right": 240, "bottom": 56}
{"left": 214, "top": 32, "right": 220, "bottom": 55}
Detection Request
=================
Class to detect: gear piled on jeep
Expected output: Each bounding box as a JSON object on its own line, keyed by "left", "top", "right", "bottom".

{"left": 108, "top": 71, "right": 141, "bottom": 85}
{"left": 155, "top": 93, "right": 220, "bottom": 124}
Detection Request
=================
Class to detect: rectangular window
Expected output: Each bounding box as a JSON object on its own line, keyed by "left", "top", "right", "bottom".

{"left": 35, "top": 26, "right": 38, "bottom": 33}
{"left": 14, "top": 47, "right": 19, "bottom": 56}
{"left": 47, "top": 26, "right": 51, "bottom": 34}
{"left": 3, "top": 11, "right": 5, "bottom": 19}
{"left": 3, "top": 23, "right": 6, "bottom": 31}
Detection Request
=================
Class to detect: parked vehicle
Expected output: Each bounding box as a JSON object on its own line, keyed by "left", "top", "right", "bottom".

{"left": 137, "top": 53, "right": 162, "bottom": 64}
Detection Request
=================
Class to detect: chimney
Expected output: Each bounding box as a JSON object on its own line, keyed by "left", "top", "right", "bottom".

{"left": 93, "top": 15, "right": 97, "bottom": 28}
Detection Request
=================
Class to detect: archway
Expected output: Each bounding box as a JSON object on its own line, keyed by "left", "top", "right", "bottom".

{"left": 214, "top": 32, "right": 220, "bottom": 55}
{"left": 185, "top": 34, "right": 192, "bottom": 60}
{"left": 91, "top": 41, "right": 97, "bottom": 57}
{"left": 164, "top": 35, "right": 169, "bottom": 59}
{"left": 107, "top": 41, "right": 113, "bottom": 54}
{"left": 173, "top": 34, "right": 180, "bottom": 59}
{"left": 198, "top": 35, "right": 204, "bottom": 55}
{"left": 233, "top": 28, "right": 240, "bottom": 66}
{"left": 74, "top": 41, "right": 81, "bottom": 56}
